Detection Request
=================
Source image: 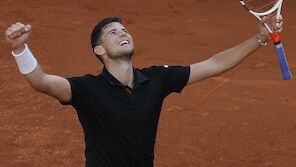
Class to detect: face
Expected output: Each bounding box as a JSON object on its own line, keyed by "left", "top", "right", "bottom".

{"left": 100, "top": 22, "right": 134, "bottom": 60}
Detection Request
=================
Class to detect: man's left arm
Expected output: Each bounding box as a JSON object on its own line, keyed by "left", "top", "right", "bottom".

{"left": 187, "top": 16, "right": 283, "bottom": 85}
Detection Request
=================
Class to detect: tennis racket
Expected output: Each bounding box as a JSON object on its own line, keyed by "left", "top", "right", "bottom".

{"left": 240, "top": 0, "right": 292, "bottom": 80}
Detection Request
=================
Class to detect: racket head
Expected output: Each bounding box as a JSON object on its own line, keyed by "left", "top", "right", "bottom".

{"left": 240, "top": 0, "right": 283, "bottom": 16}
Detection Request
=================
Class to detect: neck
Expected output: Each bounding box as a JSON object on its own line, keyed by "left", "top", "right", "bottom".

{"left": 104, "top": 59, "right": 134, "bottom": 88}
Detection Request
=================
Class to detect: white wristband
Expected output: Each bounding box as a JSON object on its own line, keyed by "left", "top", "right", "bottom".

{"left": 12, "top": 44, "right": 38, "bottom": 74}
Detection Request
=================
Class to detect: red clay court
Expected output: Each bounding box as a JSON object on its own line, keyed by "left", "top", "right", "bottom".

{"left": 1, "top": 0, "right": 296, "bottom": 166}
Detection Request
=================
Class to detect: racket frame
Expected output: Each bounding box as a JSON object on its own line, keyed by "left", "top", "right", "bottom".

{"left": 240, "top": 0, "right": 292, "bottom": 80}
{"left": 240, "top": 0, "right": 283, "bottom": 33}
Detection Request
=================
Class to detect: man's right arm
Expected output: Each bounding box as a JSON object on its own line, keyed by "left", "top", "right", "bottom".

{"left": 24, "top": 64, "right": 72, "bottom": 102}
{"left": 5, "top": 22, "right": 72, "bottom": 103}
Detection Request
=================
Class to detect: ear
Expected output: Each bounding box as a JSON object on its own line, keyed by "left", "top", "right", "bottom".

{"left": 94, "top": 45, "right": 106, "bottom": 56}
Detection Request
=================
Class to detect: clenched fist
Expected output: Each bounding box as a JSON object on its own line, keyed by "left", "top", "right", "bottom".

{"left": 5, "top": 22, "right": 32, "bottom": 53}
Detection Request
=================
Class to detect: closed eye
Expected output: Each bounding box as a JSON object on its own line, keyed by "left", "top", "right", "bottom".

{"left": 110, "top": 31, "right": 116, "bottom": 35}
{"left": 108, "top": 29, "right": 117, "bottom": 36}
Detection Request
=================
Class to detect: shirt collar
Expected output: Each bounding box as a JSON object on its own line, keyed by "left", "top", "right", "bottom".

{"left": 101, "top": 67, "right": 149, "bottom": 88}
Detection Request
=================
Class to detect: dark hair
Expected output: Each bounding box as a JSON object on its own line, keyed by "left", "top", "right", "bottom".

{"left": 91, "top": 17, "right": 123, "bottom": 51}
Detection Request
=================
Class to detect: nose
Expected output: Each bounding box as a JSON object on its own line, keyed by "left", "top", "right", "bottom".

{"left": 119, "top": 30, "right": 127, "bottom": 37}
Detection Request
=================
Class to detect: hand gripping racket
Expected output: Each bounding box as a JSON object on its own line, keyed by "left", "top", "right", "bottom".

{"left": 240, "top": 0, "right": 292, "bottom": 80}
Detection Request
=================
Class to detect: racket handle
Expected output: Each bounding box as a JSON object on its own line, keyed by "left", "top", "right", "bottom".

{"left": 274, "top": 42, "right": 292, "bottom": 80}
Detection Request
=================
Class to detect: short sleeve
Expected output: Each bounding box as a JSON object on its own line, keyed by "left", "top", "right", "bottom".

{"left": 60, "top": 75, "right": 91, "bottom": 106}
{"left": 160, "top": 65, "right": 190, "bottom": 95}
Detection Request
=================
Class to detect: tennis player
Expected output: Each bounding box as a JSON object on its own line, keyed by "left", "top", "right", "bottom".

{"left": 5, "top": 16, "right": 283, "bottom": 167}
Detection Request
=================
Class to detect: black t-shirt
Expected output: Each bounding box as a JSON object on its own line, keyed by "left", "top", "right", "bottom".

{"left": 61, "top": 65, "right": 190, "bottom": 167}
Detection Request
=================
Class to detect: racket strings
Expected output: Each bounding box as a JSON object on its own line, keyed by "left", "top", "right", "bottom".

{"left": 244, "top": 0, "right": 277, "bottom": 13}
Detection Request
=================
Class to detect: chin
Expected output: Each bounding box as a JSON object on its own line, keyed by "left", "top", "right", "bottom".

{"left": 121, "top": 49, "right": 134, "bottom": 59}
{"left": 118, "top": 47, "right": 134, "bottom": 58}
{"left": 107, "top": 43, "right": 134, "bottom": 58}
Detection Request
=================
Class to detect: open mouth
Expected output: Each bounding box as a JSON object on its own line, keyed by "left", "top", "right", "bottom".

{"left": 119, "top": 40, "right": 129, "bottom": 46}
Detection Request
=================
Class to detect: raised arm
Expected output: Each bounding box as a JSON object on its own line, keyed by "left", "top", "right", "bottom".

{"left": 187, "top": 16, "right": 283, "bottom": 85}
{"left": 5, "top": 22, "right": 72, "bottom": 102}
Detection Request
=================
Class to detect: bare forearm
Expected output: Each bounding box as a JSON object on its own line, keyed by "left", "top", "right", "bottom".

{"left": 188, "top": 35, "right": 263, "bottom": 85}
{"left": 211, "top": 35, "right": 261, "bottom": 75}
{"left": 24, "top": 65, "right": 50, "bottom": 93}
{"left": 187, "top": 16, "right": 283, "bottom": 85}
{"left": 23, "top": 61, "right": 71, "bottom": 101}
